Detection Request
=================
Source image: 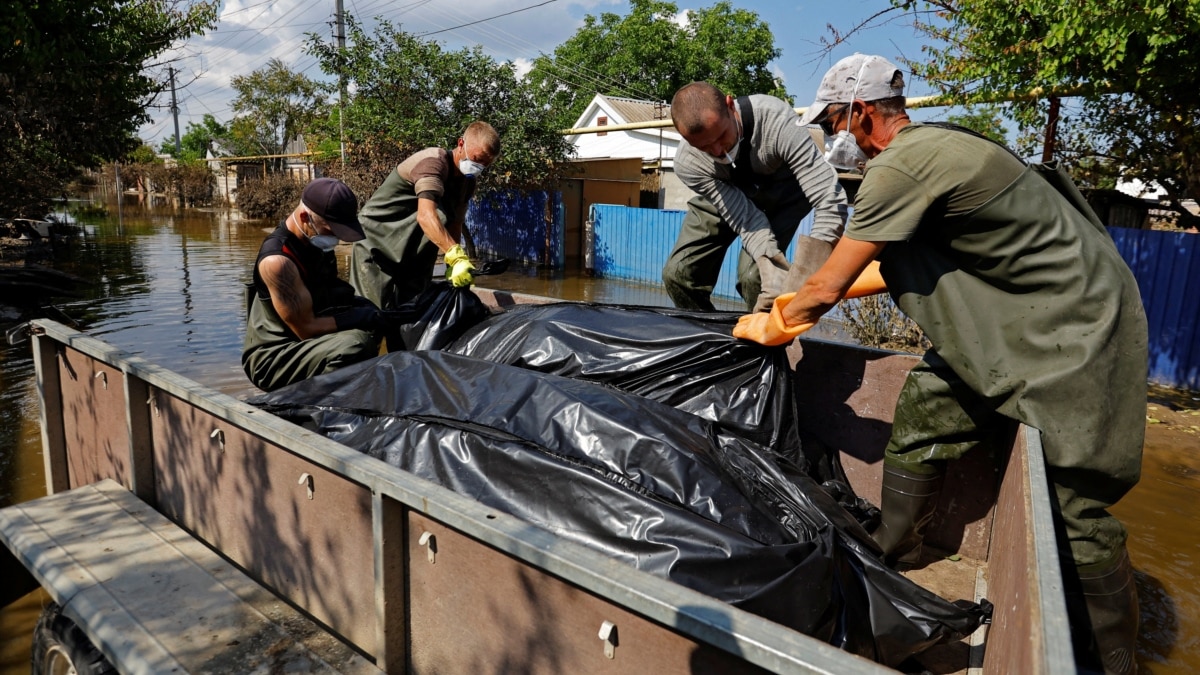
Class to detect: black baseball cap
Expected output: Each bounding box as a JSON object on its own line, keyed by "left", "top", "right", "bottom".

{"left": 301, "top": 178, "right": 365, "bottom": 242}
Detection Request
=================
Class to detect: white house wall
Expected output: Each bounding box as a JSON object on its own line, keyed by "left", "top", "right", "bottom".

{"left": 573, "top": 129, "right": 678, "bottom": 163}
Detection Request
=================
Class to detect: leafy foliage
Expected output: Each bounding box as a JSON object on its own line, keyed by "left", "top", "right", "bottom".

{"left": 0, "top": 0, "right": 218, "bottom": 217}
{"left": 305, "top": 18, "right": 574, "bottom": 201}
{"left": 234, "top": 174, "right": 303, "bottom": 222}
{"left": 944, "top": 105, "right": 1008, "bottom": 143}
{"left": 526, "top": 0, "right": 787, "bottom": 130}
{"left": 892, "top": 0, "right": 1200, "bottom": 223}
{"left": 229, "top": 59, "right": 329, "bottom": 171}
{"left": 160, "top": 113, "right": 229, "bottom": 162}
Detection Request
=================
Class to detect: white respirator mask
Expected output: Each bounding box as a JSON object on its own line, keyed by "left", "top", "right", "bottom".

{"left": 822, "top": 61, "right": 870, "bottom": 173}
{"left": 824, "top": 129, "right": 868, "bottom": 172}
{"left": 459, "top": 158, "right": 486, "bottom": 177}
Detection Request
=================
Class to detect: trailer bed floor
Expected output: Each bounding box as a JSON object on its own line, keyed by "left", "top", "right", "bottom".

{"left": 903, "top": 548, "right": 988, "bottom": 674}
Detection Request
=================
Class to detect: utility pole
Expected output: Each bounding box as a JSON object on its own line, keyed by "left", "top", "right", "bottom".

{"left": 169, "top": 66, "right": 181, "bottom": 155}
{"left": 1042, "top": 96, "right": 1061, "bottom": 164}
{"left": 335, "top": 0, "right": 347, "bottom": 166}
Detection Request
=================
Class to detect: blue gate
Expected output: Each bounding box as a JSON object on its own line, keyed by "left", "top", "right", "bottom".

{"left": 589, "top": 204, "right": 816, "bottom": 301}
{"left": 1109, "top": 227, "right": 1200, "bottom": 390}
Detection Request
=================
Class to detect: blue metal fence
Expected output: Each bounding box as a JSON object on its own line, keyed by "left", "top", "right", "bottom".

{"left": 1109, "top": 227, "right": 1200, "bottom": 390}
{"left": 467, "top": 190, "right": 562, "bottom": 268}
{"left": 589, "top": 204, "right": 816, "bottom": 301}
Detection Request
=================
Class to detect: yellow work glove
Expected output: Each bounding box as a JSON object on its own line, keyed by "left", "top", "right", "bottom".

{"left": 845, "top": 260, "right": 887, "bottom": 299}
{"left": 733, "top": 293, "right": 815, "bottom": 346}
{"left": 444, "top": 244, "right": 475, "bottom": 288}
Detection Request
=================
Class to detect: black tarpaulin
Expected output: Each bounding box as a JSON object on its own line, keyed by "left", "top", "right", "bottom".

{"left": 444, "top": 302, "right": 803, "bottom": 464}
{"left": 251, "top": 348, "right": 987, "bottom": 667}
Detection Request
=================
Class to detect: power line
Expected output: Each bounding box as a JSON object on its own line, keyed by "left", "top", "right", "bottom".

{"left": 417, "top": 0, "right": 559, "bottom": 38}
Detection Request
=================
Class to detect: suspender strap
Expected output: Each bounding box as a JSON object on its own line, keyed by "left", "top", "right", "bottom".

{"left": 729, "top": 96, "right": 758, "bottom": 192}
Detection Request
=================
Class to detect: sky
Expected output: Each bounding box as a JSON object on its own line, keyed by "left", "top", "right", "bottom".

{"left": 140, "top": 0, "right": 953, "bottom": 150}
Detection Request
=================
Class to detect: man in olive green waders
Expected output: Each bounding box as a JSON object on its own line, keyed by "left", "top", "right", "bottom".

{"left": 243, "top": 178, "right": 387, "bottom": 392}
{"left": 735, "top": 54, "right": 1147, "bottom": 675}
{"left": 349, "top": 121, "right": 500, "bottom": 350}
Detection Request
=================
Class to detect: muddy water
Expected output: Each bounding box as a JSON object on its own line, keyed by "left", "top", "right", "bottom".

{"left": 0, "top": 202, "right": 1196, "bottom": 673}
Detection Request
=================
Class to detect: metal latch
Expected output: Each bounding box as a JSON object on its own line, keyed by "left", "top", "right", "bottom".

{"left": 210, "top": 428, "right": 225, "bottom": 451}
{"left": 598, "top": 620, "right": 618, "bottom": 659}
{"left": 418, "top": 531, "right": 437, "bottom": 564}
{"left": 298, "top": 473, "right": 314, "bottom": 500}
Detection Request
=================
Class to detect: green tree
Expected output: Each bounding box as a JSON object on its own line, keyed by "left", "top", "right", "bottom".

{"left": 306, "top": 18, "right": 575, "bottom": 200}
{"left": 887, "top": 0, "right": 1200, "bottom": 223}
{"left": 229, "top": 59, "right": 328, "bottom": 171}
{"left": 527, "top": 0, "right": 786, "bottom": 130}
{"left": 944, "top": 105, "right": 1009, "bottom": 144}
{"left": 0, "top": 0, "right": 218, "bottom": 217}
{"left": 160, "top": 113, "right": 228, "bottom": 162}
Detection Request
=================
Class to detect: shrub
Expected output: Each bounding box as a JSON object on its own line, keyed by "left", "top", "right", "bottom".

{"left": 235, "top": 174, "right": 304, "bottom": 222}
{"left": 840, "top": 295, "right": 929, "bottom": 354}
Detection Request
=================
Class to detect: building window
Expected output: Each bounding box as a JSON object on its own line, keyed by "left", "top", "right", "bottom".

{"left": 597, "top": 116, "right": 607, "bottom": 137}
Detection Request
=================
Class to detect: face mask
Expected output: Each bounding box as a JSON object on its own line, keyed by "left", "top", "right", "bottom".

{"left": 310, "top": 234, "right": 339, "bottom": 252}
{"left": 822, "top": 60, "right": 870, "bottom": 172}
{"left": 459, "top": 158, "right": 485, "bottom": 177}
{"left": 304, "top": 219, "right": 339, "bottom": 252}
{"left": 824, "top": 130, "right": 868, "bottom": 172}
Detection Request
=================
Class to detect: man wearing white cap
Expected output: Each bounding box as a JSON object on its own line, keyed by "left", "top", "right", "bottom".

{"left": 735, "top": 53, "right": 1147, "bottom": 674}
{"left": 665, "top": 82, "right": 849, "bottom": 312}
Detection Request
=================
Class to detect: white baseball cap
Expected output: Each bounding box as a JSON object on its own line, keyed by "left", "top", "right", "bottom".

{"left": 798, "top": 54, "right": 905, "bottom": 126}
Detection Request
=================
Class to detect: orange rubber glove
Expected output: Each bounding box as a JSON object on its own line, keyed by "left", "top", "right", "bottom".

{"left": 845, "top": 261, "right": 886, "bottom": 299}
{"left": 733, "top": 293, "right": 815, "bottom": 346}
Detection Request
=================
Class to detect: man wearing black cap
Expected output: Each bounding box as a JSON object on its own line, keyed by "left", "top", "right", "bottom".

{"left": 242, "top": 177, "right": 387, "bottom": 392}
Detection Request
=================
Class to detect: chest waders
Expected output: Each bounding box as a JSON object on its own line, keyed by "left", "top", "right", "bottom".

{"left": 661, "top": 97, "right": 817, "bottom": 311}
{"left": 350, "top": 164, "right": 463, "bottom": 351}
{"left": 242, "top": 227, "right": 379, "bottom": 392}
{"left": 871, "top": 165, "right": 1146, "bottom": 673}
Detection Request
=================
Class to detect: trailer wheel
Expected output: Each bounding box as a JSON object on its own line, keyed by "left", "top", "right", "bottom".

{"left": 31, "top": 603, "right": 117, "bottom": 675}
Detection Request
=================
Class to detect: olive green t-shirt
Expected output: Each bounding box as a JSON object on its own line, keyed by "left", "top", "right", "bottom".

{"left": 846, "top": 124, "right": 1025, "bottom": 242}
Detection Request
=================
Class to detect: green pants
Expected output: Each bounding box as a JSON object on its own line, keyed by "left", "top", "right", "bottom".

{"left": 885, "top": 351, "right": 1136, "bottom": 567}
{"left": 242, "top": 328, "right": 380, "bottom": 392}
{"left": 662, "top": 193, "right": 810, "bottom": 312}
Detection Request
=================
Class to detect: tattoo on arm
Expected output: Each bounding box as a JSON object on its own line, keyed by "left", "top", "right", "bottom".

{"left": 260, "top": 256, "right": 318, "bottom": 336}
{"left": 271, "top": 262, "right": 306, "bottom": 317}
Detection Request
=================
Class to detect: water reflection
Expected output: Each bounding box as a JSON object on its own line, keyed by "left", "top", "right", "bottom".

{"left": 0, "top": 198, "right": 1196, "bottom": 674}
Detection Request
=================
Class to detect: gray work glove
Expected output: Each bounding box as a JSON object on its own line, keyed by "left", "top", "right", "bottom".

{"left": 781, "top": 235, "right": 835, "bottom": 295}
{"left": 752, "top": 252, "right": 792, "bottom": 313}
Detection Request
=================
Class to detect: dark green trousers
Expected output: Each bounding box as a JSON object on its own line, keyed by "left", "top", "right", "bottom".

{"left": 885, "top": 351, "right": 1135, "bottom": 568}
{"left": 662, "top": 193, "right": 809, "bottom": 312}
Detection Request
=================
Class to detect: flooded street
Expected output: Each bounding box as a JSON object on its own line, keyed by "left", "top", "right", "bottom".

{"left": 0, "top": 202, "right": 1197, "bottom": 673}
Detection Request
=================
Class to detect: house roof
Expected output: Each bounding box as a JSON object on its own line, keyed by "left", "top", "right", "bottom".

{"left": 601, "top": 96, "right": 671, "bottom": 125}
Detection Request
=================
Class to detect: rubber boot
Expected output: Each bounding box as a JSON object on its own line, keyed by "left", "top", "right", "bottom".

{"left": 871, "top": 464, "right": 945, "bottom": 569}
{"left": 1078, "top": 547, "right": 1139, "bottom": 674}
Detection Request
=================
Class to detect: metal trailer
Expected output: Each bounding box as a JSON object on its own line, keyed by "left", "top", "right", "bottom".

{"left": 0, "top": 291, "right": 1076, "bottom": 674}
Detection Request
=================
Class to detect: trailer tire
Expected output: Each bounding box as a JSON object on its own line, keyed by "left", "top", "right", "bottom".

{"left": 31, "top": 603, "right": 117, "bottom": 675}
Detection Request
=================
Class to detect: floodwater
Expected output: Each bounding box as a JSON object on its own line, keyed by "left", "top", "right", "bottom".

{"left": 0, "top": 202, "right": 1196, "bottom": 673}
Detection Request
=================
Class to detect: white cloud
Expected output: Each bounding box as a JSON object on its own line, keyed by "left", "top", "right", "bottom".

{"left": 141, "top": 0, "right": 615, "bottom": 146}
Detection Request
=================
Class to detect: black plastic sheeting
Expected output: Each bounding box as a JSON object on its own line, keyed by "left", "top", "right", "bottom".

{"left": 446, "top": 303, "right": 800, "bottom": 458}
{"left": 250, "top": 287, "right": 989, "bottom": 667}
{"left": 389, "top": 283, "right": 491, "bottom": 351}
{"left": 442, "top": 300, "right": 876, "bottom": 521}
